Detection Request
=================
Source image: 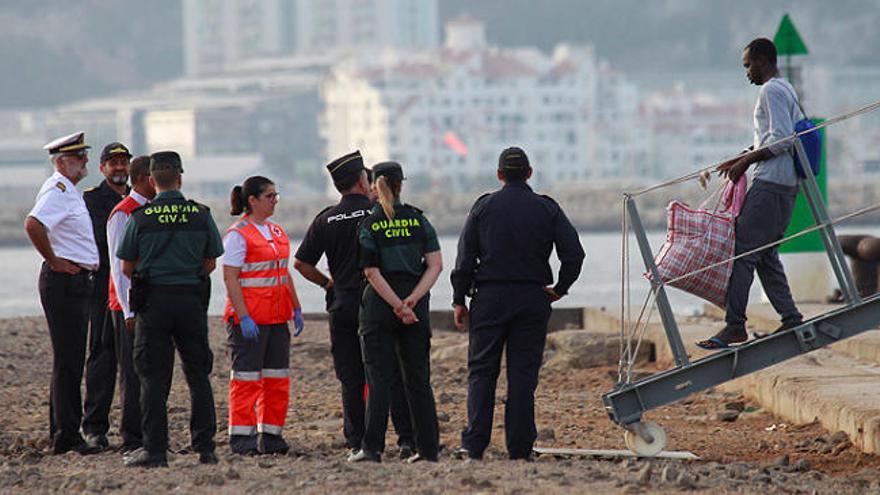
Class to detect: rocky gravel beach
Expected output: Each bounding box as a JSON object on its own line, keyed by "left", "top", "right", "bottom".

{"left": 2, "top": 315, "right": 880, "bottom": 494}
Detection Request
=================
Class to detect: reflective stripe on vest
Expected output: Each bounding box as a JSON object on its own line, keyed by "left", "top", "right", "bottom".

{"left": 239, "top": 275, "right": 290, "bottom": 288}
{"left": 241, "top": 259, "right": 289, "bottom": 272}
{"left": 223, "top": 217, "right": 294, "bottom": 325}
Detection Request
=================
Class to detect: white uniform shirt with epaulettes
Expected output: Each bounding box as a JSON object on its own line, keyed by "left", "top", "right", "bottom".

{"left": 28, "top": 171, "right": 99, "bottom": 269}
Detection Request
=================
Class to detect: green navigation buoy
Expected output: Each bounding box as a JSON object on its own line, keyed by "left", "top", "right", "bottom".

{"left": 773, "top": 14, "right": 808, "bottom": 56}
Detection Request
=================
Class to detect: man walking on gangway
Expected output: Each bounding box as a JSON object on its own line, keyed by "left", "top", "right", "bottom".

{"left": 698, "top": 38, "right": 803, "bottom": 349}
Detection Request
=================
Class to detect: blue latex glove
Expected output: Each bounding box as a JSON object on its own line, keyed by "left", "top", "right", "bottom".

{"left": 240, "top": 315, "right": 260, "bottom": 341}
{"left": 293, "top": 307, "right": 304, "bottom": 337}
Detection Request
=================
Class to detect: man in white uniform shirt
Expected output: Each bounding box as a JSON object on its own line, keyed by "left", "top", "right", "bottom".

{"left": 24, "top": 131, "right": 102, "bottom": 455}
{"left": 105, "top": 155, "right": 156, "bottom": 453}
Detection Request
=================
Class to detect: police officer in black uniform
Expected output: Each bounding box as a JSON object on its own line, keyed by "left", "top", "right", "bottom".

{"left": 348, "top": 161, "right": 442, "bottom": 463}
{"left": 82, "top": 141, "right": 132, "bottom": 450}
{"left": 294, "top": 151, "right": 415, "bottom": 458}
{"left": 451, "top": 147, "right": 585, "bottom": 460}
{"left": 25, "top": 131, "right": 102, "bottom": 455}
{"left": 116, "top": 151, "right": 223, "bottom": 467}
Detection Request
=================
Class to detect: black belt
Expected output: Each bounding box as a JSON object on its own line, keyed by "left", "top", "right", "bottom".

{"left": 41, "top": 262, "right": 96, "bottom": 278}
{"left": 475, "top": 280, "right": 544, "bottom": 288}
{"left": 148, "top": 284, "right": 201, "bottom": 294}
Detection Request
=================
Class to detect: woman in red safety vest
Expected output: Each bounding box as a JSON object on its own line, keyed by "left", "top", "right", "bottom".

{"left": 222, "top": 176, "right": 304, "bottom": 455}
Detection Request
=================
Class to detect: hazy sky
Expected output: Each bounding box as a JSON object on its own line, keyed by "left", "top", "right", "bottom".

{"left": 0, "top": 0, "right": 877, "bottom": 107}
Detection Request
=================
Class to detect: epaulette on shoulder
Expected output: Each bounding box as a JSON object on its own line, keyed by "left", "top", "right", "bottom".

{"left": 54, "top": 181, "right": 67, "bottom": 193}
{"left": 539, "top": 194, "right": 560, "bottom": 206}
{"left": 403, "top": 203, "right": 423, "bottom": 214}
{"left": 468, "top": 192, "right": 492, "bottom": 212}
{"left": 188, "top": 199, "right": 209, "bottom": 211}
{"left": 317, "top": 205, "right": 334, "bottom": 217}
{"left": 83, "top": 185, "right": 98, "bottom": 193}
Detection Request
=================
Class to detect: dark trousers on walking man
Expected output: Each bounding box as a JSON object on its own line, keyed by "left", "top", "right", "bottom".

{"left": 461, "top": 284, "right": 552, "bottom": 460}
{"left": 725, "top": 180, "right": 803, "bottom": 329}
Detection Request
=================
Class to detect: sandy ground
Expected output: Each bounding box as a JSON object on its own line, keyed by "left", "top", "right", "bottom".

{"left": 2, "top": 315, "right": 880, "bottom": 494}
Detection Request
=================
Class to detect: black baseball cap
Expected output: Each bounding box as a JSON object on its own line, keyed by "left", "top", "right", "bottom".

{"left": 149, "top": 151, "right": 184, "bottom": 173}
{"left": 498, "top": 147, "right": 530, "bottom": 170}
{"left": 100, "top": 142, "right": 132, "bottom": 163}
{"left": 372, "top": 161, "right": 405, "bottom": 182}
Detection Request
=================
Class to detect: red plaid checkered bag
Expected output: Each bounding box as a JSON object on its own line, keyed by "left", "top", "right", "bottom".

{"left": 650, "top": 178, "right": 747, "bottom": 308}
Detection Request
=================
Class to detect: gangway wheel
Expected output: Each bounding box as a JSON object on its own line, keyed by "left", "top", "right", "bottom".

{"left": 624, "top": 421, "right": 667, "bottom": 457}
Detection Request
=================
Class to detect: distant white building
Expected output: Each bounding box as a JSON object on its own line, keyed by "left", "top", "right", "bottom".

{"left": 641, "top": 85, "right": 752, "bottom": 181}
{"left": 322, "top": 17, "right": 644, "bottom": 192}
{"left": 46, "top": 62, "right": 329, "bottom": 196}
{"left": 295, "top": 0, "right": 438, "bottom": 55}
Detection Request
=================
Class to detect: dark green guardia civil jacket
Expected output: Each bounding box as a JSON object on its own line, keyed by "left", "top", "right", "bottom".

{"left": 117, "top": 190, "right": 224, "bottom": 286}
{"left": 358, "top": 201, "right": 440, "bottom": 279}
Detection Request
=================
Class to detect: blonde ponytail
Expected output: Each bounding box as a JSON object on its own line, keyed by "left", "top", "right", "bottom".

{"left": 376, "top": 176, "right": 400, "bottom": 220}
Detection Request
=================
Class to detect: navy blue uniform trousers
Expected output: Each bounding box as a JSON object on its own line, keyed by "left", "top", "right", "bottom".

{"left": 461, "top": 284, "right": 552, "bottom": 459}
{"left": 38, "top": 264, "right": 93, "bottom": 452}
{"left": 726, "top": 180, "right": 803, "bottom": 327}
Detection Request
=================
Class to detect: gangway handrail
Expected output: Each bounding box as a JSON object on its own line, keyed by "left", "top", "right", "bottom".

{"left": 627, "top": 98, "right": 880, "bottom": 197}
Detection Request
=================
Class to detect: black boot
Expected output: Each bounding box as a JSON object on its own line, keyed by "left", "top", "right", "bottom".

{"left": 229, "top": 434, "right": 258, "bottom": 455}
{"left": 198, "top": 450, "right": 219, "bottom": 464}
{"left": 257, "top": 433, "right": 289, "bottom": 455}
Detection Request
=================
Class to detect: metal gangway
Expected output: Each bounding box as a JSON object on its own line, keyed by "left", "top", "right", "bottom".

{"left": 602, "top": 99, "right": 880, "bottom": 456}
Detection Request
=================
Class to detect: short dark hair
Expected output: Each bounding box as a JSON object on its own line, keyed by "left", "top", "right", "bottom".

{"left": 129, "top": 155, "right": 151, "bottom": 183}
{"left": 745, "top": 38, "right": 777, "bottom": 66}
{"left": 151, "top": 168, "right": 180, "bottom": 189}
{"left": 334, "top": 172, "right": 360, "bottom": 192}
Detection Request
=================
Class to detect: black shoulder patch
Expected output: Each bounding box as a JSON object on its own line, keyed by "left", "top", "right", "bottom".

{"left": 188, "top": 199, "right": 209, "bottom": 211}
{"left": 469, "top": 192, "right": 492, "bottom": 213}
{"left": 403, "top": 203, "right": 423, "bottom": 214}
{"left": 539, "top": 194, "right": 559, "bottom": 206}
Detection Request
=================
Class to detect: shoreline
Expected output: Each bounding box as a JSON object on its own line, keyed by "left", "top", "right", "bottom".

{"left": 3, "top": 176, "right": 880, "bottom": 246}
